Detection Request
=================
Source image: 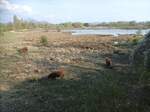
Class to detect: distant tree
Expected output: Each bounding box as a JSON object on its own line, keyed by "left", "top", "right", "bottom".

{"left": 72, "top": 22, "right": 83, "bottom": 28}
{"left": 56, "top": 26, "right": 61, "bottom": 32}
{"left": 13, "top": 15, "right": 18, "bottom": 24}
{"left": 13, "top": 15, "right": 22, "bottom": 30}
{"left": 6, "top": 22, "right": 14, "bottom": 31}
{"left": 145, "top": 21, "right": 150, "bottom": 27}
{"left": 62, "top": 22, "right": 72, "bottom": 28}
{"left": 129, "top": 21, "right": 136, "bottom": 26}
{"left": 84, "top": 23, "right": 89, "bottom": 27}
{"left": 43, "top": 23, "right": 49, "bottom": 31}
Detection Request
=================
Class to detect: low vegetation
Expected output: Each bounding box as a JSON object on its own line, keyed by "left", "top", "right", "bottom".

{"left": 0, "top": 29, "right": 150, "bottom": 112}
{"left": 40, "top": 35, "right": 48, "bottom": 46}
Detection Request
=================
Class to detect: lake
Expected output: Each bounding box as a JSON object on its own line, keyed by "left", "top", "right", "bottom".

{"left": 64, "top": 29, "right": 150, "bottom": 36}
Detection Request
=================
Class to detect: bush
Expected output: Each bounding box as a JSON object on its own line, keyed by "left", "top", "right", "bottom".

{"left": 83, "top": 23, "right": 89, "bottom": 27}
{"left": 40, "top": 35, "right": 48, "bottom": 46}
{"left": 31, "top": 76, "right": 39, "bottom": 81}
{"left": 139, "top": 71, "right": 150, "bottom": 85}
{"left": 132, "top": 38, "right": 139, "bottom": 45}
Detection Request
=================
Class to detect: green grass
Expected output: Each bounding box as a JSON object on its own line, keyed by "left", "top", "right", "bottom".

{"left": 1, "top": 68, "right": 149, "bottom": 112}
{"left": 0, "top": 32, "right": 19, "bottom": 43}
{"left": 1, "top": 59, "right": 149, "bottom": 112}
{"left": 0, "top": 31, "right": 24, "bottom": 80}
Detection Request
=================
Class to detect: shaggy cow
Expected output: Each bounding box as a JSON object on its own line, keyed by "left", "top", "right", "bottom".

{"left": 48, "top": 69, "right": 64, "bottom": 79}
{"left": 105, "top": 57, "right": 113, "bottom": 68}
{"left": 18, "top": 47, "right": 28, "bottom": 54}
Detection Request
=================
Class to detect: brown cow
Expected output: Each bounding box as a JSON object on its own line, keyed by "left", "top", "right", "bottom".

{"left": 18, "top": 47, "right": 28, "bottom": 54}
{"left": 48, "top": 69, "right": 64, "bottom": 79}
{"left": 105, "top": 57, "right": 113, "bottom": 68}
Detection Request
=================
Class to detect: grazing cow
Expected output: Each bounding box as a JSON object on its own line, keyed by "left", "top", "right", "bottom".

{"left": 105, "top": 57, "right": 112, "bottom": 68}
{"left": 48, "top": 69, "right": 64, "bottom": 79}
{"left": 18, "top": 47, "right": 28, "bottom": 54}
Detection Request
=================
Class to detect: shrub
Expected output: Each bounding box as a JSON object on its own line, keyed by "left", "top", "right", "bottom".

{"left": 132, "top": 38, "right": 139, "bottom": 45}
{"left": 40, "top": 35, "right": 48, "bottom": 46}
{"left": 31, "top": 77, "right": 39, "bottom": 81}
{"left": 83, "top": 23, "right": 89, "bottom": 27}
{"left": 139, "top": 71, "right": 150, "bottom": 85}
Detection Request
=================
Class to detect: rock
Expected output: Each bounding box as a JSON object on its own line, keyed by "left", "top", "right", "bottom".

{"left": 131, "top": 31, "right": 150, "bottom": 72}
{"left": 113, "top": 41, "right": 119, "bottom": 45}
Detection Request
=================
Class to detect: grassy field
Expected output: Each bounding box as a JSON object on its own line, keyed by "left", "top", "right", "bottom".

{"left": 0, "top": 30, "right": 149, "bottom": 112}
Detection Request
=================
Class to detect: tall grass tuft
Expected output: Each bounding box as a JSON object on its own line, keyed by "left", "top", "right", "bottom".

{"left": 40, "top": 35, "right": 48, "bottom": 46}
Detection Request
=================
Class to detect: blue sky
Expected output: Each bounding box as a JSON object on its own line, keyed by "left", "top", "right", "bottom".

{"left": 0, "top": 0, "right": 150, "bottom": 23}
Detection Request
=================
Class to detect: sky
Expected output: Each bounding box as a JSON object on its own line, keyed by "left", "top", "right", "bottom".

{"left": 0, "top": 0, "right": 150, "bottom": 23}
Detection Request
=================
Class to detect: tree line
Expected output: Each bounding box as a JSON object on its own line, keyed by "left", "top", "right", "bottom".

{"left": 1, "top": 15, "right": 150, "bottom": 35}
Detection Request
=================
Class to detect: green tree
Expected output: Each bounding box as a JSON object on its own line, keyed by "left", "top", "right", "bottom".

{"left": 13, "top": 15, "right": 22, "bottom": 30}
{"left": 84, "top": 23, "right": 89, "bottom": 27}
{"left": 72, "top": 22, "right": 83, "bottom": 28}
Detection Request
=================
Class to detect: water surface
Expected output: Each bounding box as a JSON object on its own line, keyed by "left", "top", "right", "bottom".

{"left": 64, "top": 29, "right": 150, "bottom": 36}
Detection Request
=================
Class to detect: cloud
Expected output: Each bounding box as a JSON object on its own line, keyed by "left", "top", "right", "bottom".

{"left": 0, "top": 0, "right": 32, "bottom": 13}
